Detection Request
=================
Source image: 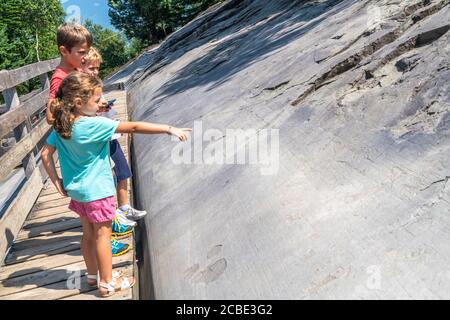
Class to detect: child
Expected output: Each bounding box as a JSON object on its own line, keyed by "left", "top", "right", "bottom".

{"left": 47, "top": 25, "right": 130, "bottom": 256}
{"left": 41, "top": 72, "right": 191, "bottom": 297}
{"left": 80, "top": 48, "right": 147, "bottom": 232}
{"left": 46, "top": 22, "right": 92, "bottom": 124}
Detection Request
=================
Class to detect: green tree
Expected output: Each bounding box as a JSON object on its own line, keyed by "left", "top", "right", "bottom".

{"left": 23, "top": 0, "right": 66, "bottom": 62}
{"left": 108, "top": 0, "right": 222, "bottom": 45}
{"left": 126, "top": 37, "right": 147, "bottom": 59}
{"left": 84, "top": 19, "right": 143, "bottom": 78}
{"left": 0, "top": 25, "right": 20, "bottom": 71}
{"left": 0, "top": 0, "right": 65, "bottom": 94}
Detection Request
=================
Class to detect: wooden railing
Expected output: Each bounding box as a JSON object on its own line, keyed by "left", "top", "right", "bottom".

{"left": 0, "top": 58, "right": 60, "bottom": 263}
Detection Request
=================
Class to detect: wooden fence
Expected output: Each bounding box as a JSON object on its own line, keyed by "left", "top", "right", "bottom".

{"left": 0, "top": 58, "right": 60, "bottom": 263}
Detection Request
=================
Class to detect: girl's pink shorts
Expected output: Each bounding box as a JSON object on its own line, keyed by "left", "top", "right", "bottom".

{"left": 68, "top": 196, "right": 116, "bottom": 223}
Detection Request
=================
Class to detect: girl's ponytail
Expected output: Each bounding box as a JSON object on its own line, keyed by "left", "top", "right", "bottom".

{"left": 52, "top": 97, "right": 75, "bottom": 139}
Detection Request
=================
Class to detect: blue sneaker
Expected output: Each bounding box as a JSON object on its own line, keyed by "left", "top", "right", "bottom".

{"left": 111, "top": 215, "right": 134, "bottom": 236}
{"left": 111, "top": 237, "right": 130, "bottom": 257}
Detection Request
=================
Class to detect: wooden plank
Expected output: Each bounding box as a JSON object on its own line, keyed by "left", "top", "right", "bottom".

{"left": 0, "top": 70, "right": 14, "bottom": 93}
{"left": 0, "top": 249, "right": 82, "bottom": 281}
{"left": 13, "top": 228, "right": 130, "bottom": 257}
{"left": 0, "top": 88, "right": 49, "bottom": 139}
{"left": 15, "top": 218, "right": 81, "bottom": 241}
{"left": 5, "top": 236, "right": 81, "bottom": 266}
{"left": 2, "top": 86, "right": 32, "bottom": 178}
{"left": 34, "top": 197, "right": 70, "bottom": 210}
{"left": 0, "top": 168, "right": 43, "bottom": 264}
{"left": 0, "top": 236, "right": 130, "bottom": 281}
{"left": 0, "top": 275, "right": 94, "bottom": 300}
{"left": 21, "top": 88, "right": 49, "bottom": 117}
{"left": 29, "top": 206, "right": 73, "bottom": 220}
{"left": 62, "top": 287, "right": 133, "bottom": 300}
{"left": 0, "top": 107, "right": 26, "bottom": 139}
{"left": 3, "top": 86, "right": 38, "bottom": 180}
{"left": 13, "top": 87, "right": 42, "bottom": 104}
{"left": 36, "top": 192, "right": 65, "bottom": 203}
{"left": 0, "top": 250, "right": 133, "bottom": 297}
{"left": 0, "top": 118, "right": 50, "bottom": 181}
{"left": 24, "top": 211, "right": 78, "bottom": 228}
{"left": 11, "top": 228, "right": 82, "bottom": 252}
{"left": 0, "top": 58, "right": 60, "bottom": 91}
{"left": 39, "top": 186, "right": 59, "bottom": 196}
{"left": 39, "top": 189, "right": 60, "bottom": 197}
{"left": 2, "top": 86, "right": 20, "bottom": 110}
{"left": 22, "top": 215, "right": 78, "bottom": 231}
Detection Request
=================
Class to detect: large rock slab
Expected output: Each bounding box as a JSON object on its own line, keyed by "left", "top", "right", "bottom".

{"left": 123, "top": 0, "right": 450, "bottom": 299}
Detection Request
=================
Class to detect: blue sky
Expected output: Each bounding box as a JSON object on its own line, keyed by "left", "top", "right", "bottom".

{"left": 60, "top": 0, "right": 117, "bottom": 31}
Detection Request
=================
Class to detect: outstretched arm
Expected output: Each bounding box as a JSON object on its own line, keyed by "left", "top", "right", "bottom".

{"left": 116, "top": 121, "right": 192, "bottom": 141}
{"left": 41, "top": 144, "right": 67, "bottom": 197}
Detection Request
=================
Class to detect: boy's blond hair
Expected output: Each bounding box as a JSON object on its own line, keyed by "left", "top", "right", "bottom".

{"left": 57, "top": 23, "right": 93, "bottom": 52}
{"left": 84, "top": 47, "right": 103, "bottom": 64}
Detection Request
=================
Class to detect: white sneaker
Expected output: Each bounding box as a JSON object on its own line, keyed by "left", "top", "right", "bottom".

{"left": 115, "top": 210, "right": 137, "bottom": 227}
{"left": 117, "top": 206, "right": 148, "bottom": 221}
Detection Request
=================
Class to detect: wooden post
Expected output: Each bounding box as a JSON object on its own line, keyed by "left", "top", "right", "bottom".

{"left": 39, "top": 72, "right": 49, "bottom": 90}
{"left": 2, "top": 87, "right": 36, "bottom": 179}
{"left": 2, "top": 87, "right": 19, "bottom": 111}
{"left": 31, "top": 72, "right": 50, "bottom": 155}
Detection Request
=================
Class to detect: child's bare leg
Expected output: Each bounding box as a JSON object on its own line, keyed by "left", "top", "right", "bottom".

{"left": 115, "top": 178, "right": 147, "bottom": 220}
{"left": 80, "top": 218, "right": 98, "bottom": 277}
{"left": 116, "top": 179, "right": 128, "bottom": 207}
{"left": 93, "top": 221, "right": 113, "bottom": 284}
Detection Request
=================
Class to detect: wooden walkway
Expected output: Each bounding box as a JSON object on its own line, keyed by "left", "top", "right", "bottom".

{"left": 0, "top": 90, "right": 136, "bottom": 300}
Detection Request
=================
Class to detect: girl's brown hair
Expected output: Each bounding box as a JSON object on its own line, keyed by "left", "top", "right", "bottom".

{"left": 52, "top": 72, "right": 102, "bottom": 139}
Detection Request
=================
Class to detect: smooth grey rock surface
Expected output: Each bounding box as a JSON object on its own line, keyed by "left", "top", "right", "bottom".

{"left": 120, "top": 0, "right": 450, "bottom": 299}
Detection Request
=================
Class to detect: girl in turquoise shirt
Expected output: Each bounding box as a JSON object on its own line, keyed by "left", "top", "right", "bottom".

{"left": 42, "top": 72, "right": 191, "bottom": 297}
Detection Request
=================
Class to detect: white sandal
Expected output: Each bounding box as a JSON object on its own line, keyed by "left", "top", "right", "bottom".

{"left": 86, "top": 270, "right": 123, "bottom": 288}
{"left": 99, "top": 275, "right": 135, "bottom": 298}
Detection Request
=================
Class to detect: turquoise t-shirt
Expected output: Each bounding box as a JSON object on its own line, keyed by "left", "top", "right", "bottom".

{"left": 46, "top": 116, "right": 119, "bottom": 202}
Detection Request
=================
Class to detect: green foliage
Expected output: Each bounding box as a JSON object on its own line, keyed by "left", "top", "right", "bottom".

{"left": 83, "top": 19, "right": 144, "bottom": 78}
{"left": 127, "top": 37, "right": 147, "bottom": 59}
{"left": 0, "top": 0, "right": 65, "bottom": 95}
{"left": 0, "top": 0, "right": 65, "bottom": 68}
{"left": 108, "top": 0, "right": 223, "bottom": 44}
{"left": 84, "top": 19, "right": 128, "bottom": 78}
{"left": 0, "top": 25, "right": 19, "bottom": 70}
